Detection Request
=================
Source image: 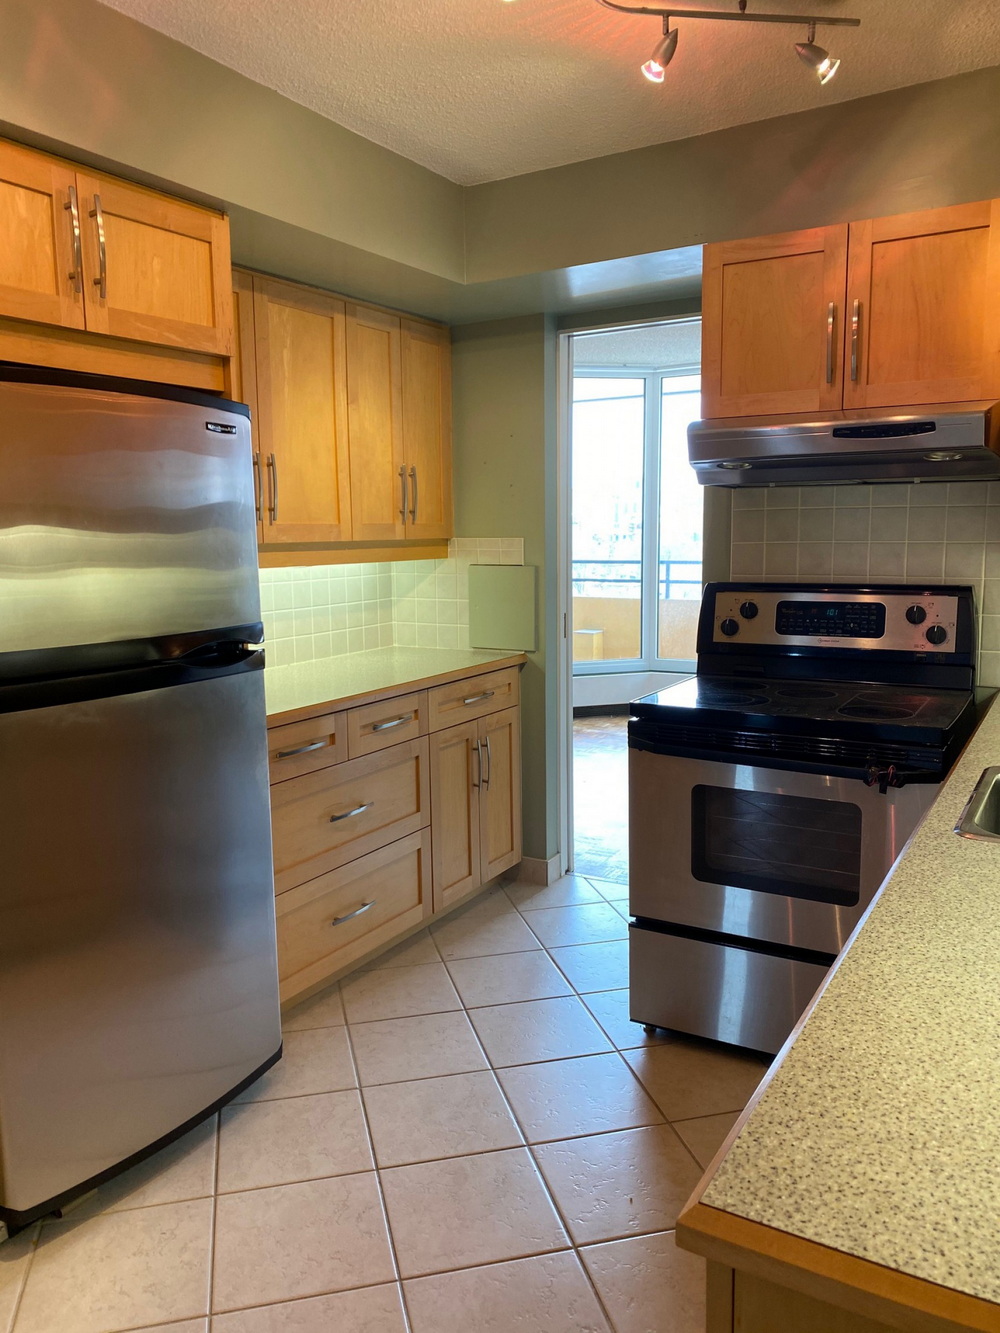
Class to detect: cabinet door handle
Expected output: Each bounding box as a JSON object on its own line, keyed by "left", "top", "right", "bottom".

{"left": 65, "top": 186, "right": 83, "bottom": 295}
{"left": 473, "top": 738, "right": 483, "bottom": 788}
{"left": 483, "top": 734, "right": 492, "bottom": 789}
{"left": 331, "top": 900, "right": 375, "bottom": 927}
{"left": 329, "top": 801, "right": 373, "bottom": 823}
{"left": 825, "top": 302, "right": 836, "bottom": 385}
{"left": 89, "top": 193, "right": 107, "bottom": 300}
{"left": 266, "top": 452, "right": 278, "bottom": 522}
{"left": 275, "top": 739, "right": 327, "bottom": 759}
{"left": 408, "top": 465, "right": 418, "bottom": 523}
{"left": 371, "top": 714, "right": 412, "bottom": 732}
{"left": 463, "top": 689, "right": 495, "bottom": 706}
{"left": 399, "top": 465, "right": 408, "bottom": 521}
{"left": 850, "top": 298, "right": 861, "bottom": 382}
{"left": 252, "top": 451, "right": 263, "bottom": 523}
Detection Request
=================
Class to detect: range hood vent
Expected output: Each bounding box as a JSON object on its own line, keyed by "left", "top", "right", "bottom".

{"left": 688, "top": 402, "right": 1000, "bottom": 487}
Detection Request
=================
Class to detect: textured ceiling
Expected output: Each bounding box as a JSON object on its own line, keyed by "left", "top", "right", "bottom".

{"left": 97, "top": 0, "right": 1000, "bottom": 185}
{"left": 573, "top": 319, "right": 701, "bottom": 367}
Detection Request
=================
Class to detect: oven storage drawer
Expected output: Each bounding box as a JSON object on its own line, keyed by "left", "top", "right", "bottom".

{"left": 629, "top": 924, "right": 829, "bottom": 1056}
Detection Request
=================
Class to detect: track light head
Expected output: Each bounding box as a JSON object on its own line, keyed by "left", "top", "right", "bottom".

{"left": 640, "top": 25, "right": 678, "bottom": 83}
{"left": 795, "top": 22, "right": 840, "bottom": 83}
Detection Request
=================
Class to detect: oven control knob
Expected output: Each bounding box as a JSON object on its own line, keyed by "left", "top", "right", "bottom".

{"left": 720, "top": 618, "right": 740, "bottom": 637}
{"left": 739, "top": 601, "right": 759, "bottom": 620}
{"left": 906, "top": 605, "right": 927, "bottom": 625}
{"left": 925, "top": 624, "right": 948, "bottom": 646}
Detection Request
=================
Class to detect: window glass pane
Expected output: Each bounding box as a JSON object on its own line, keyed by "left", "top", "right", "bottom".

{"left": 658, "top": 375, "right": 702, "bottom": 661}
{"left": 572, "top": 378, "right": 644, "bottom": 664}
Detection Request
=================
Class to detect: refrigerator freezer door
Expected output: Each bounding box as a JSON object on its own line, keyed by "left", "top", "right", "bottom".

{"left": 0, "top": 668, "right": 280, "bottom": 1217}
{"left": 0, "top": 377, "right": 259, "bottom": 656}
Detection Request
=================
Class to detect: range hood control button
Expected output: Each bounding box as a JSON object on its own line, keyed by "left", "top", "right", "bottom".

{"left": 739, "top": 601, "right": 759, "bottom": 619}
{"left": 720, "top": 618, "right": 740, "bottom": 637}
{"left": 905, "top": 605, "right": 927, "bottom": 625}
{"left": 925, "top": 624, "right": 948, "bottom": 645}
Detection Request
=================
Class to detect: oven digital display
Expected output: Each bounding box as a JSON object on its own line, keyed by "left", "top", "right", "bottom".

{"left": 775, "top": 600, "right": 886, "bottom": 639}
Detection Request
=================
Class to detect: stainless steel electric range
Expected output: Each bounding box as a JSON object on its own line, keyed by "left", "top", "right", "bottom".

{"left": 627, "top": 582, "right": 983, "bottom": 1056}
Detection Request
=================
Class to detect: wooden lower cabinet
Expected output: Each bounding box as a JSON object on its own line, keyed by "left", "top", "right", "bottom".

{"left": 709, "top": 1267, "right": 901, "bottom": 1333}
{"left": 480, "top": 707, "right": 522, "bottom": 883}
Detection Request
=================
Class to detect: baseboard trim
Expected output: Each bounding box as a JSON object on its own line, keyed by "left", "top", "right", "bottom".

{"left": 515, "top": 853, "right": 564, "bottom": 885}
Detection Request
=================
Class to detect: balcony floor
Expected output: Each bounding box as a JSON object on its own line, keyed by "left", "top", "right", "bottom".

{"left": 573, "top": 713, "right": 629, "bottom": 886}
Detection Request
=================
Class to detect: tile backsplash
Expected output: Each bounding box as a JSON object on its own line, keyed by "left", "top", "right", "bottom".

{"left": 259, "top": 538, "right": 525, "bottom": 665}
{"left": 730, "top": 481, "right": 1000, "bottom": 687}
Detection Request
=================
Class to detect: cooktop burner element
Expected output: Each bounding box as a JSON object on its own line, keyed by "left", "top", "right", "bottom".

{"left": 696, "top": 686, "right": 768, "bottom": 707}
{"left": 838, "top": 703, "right": 916, "bottom": 720}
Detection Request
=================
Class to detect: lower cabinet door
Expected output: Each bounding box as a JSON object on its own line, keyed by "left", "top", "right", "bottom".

{"left": 479, "top": 707, "right": 522, "bottom": 883}
{"left": 429, "top": 719, "right": 482, "bottom": 913}
{"left": 276, "top": 830, "right": 431, "bottom": 1002}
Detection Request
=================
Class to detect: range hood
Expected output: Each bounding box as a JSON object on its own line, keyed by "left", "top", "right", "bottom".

{"left": 688, "top": 402, "right": 1000, "bottom": 487}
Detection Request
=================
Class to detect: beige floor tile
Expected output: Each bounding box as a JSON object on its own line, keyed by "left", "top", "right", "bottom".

{"left": 446, "top": 950, "right": 571, "bottom": 1008}
{"left": 218, "top": 1090, "right": 372, "bottom": 1192}
{"left": 235, "top": 1026, "right": 356, "bottom": 1103}
{"left": 583, "top": 876, "right": 630, "bottom": 902}
{"left": 505, "top": 875, "right": 604, "bottom": 910}
{"left": 364, "top": 1070, "right": 522, "bottom": 1167}
{"left": 86, "top": 1116, "right": 217, "bottom": 1215}
{"left": 381, "top": 1147, "right": 567, "bottom": 1277}
{"left": 16, "top": 1198, "right": 212, "bottom": 1333}
{"left": 533, "top": 1125, "right": 701, "bottom": 1245}
{"left": 430, "top": 900, "right": 542, "bottom": 960}
{"left": 212, "top": 1173, "right": 393, "bottom": 1312}
{"left": 497, "top": 1053, "right": 664, "bottom": 1143}
{"left": 520, "top": 903, "right": 628, "bottom": 948}
{"left": 582, "top": 988, "right": 669, "bottom": 1051}
{"left": 281, "top": 986, "right": 344, "bottom": 1032}
{"left": 623, "top": 1040, "right": 768, "bottom": 1121}
{"left": 358, "top": 928, "right": 441, "bottom": 971}
{"left": 0, "top": 1223, "right": 38, "bottom": 1333}
{"left": 469, "top": 996, "right": 612, "bottom": 1068}
{"left": 211, "top": 1283, "right": 407, "bottom": 1331}
{"left": 133, "top": 1322, "right": 208, "bottom": 1333}
{"left": 404, "top": 1251, "right": 611, "bottom": 1333}
{"left": 350, "top": 1010, "right": 488, "bottom": 1086}
{"left": 581, "top": 1230, "right": 706, "bottom": 1333}
{"left": 672, "top": 1111, "right": 741, "bottom": 1169}
{"left": 549, "top": 940, "right": 629, "bottom": 993}
{"left": 341, "top": 961, "right": 461, "bottom": 1023}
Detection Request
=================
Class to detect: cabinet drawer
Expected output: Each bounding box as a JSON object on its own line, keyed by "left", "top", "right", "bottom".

{"left": 268, "top": 710, "right": 347, "bottom": 783}
{"left": 427, "top": 668, "right": 519, "bottom": 731}
{"left": 276, "top": 830, "right": 430, "bottom": 1002}
{"left": 347, "top": 690, "right": 426, "bottom": 758}
{"left": 271, "top": 738, "right": 430, "bottom": 893}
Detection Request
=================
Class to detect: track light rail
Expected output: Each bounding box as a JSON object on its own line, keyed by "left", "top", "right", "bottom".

{"left": 595, "top": 0, "right": 860, "bottom": 27}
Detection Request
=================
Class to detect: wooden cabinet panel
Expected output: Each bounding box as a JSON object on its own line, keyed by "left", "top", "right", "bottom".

{"left": 253, "top": 276, "right": 352, "bottom": 543}
{"left": 427, "top": 667, "right": 520, "bottom": 732}
{"left": 276, "top": 830, "right": 430, "bottom": 1002}
{"left": 271, "top": 738, "right": 430, "bottom": 893}
{"left": 733, "top": 1272, "right": 898, "bottom": 1333}
{"left": 479, "top": 707, "right": 522, "bottom": 882}
{"left": 429, "top": 720, "right": 482, "bottom": 913}
{"left": 268, "top": 710, "right": 347, "bottom": 784}
{"left": 401, "top": 319, "right": 453, "bottom": 540}
{"left": 347, "top": 691, "right": 427, "bottom": 759}
{"left": 346, "top": 303, "right": 406, "bottom": 542}
{"left": 75, "top": 172, "right": 232, "bottom": 354}
{"left": 230, "top": 270, "right": 262, "bottom": 539}
{"left": 0, "top": 141, "right": 85, "bottom": 331}
{"left": 702, "top": 227, "right": 848, "bottom": 419}
{"left": 845, "top": 201, "right": 1000, "bottom": 409}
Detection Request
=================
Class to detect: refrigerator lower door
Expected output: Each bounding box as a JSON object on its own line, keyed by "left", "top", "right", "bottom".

{"left": 0, "top": 669, "right": 280, "bottom": 1222}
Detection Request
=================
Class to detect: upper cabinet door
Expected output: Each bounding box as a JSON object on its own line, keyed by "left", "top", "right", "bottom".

{"left": 230, "top": 270, "right": 263, "bottom": 542}
{"left": 0, "top": 141, "right": 85, "bottom": 330}
{"left": 76, "top": 171, "right": 233, "bottom": 355}
{"left": 845, "top": 201, "right": 1000, "bottom": 410}
{"left": 401, "top": 319, "right": 453, "bottom": 541}
{"left": 346, "top": 304, "right": 406, "bottom": 543}
{"left": 701, "top": 226, "right": 849, "bottom": 419}
{"left": 252, "top": 276, "right": 352, "bottom": 544}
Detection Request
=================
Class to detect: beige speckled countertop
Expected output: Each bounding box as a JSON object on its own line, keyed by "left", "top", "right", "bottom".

{"left": 264, "top": 647, "right": 526, "bottom": 723}
{"left": 693, "top": 694, "right": 1000, "bottom": 1307}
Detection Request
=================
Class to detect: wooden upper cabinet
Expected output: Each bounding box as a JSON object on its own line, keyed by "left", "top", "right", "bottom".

{"left": 230, "top": 270, "right": 262, "bottom": 540}
{"left": 701, "top": 226, "right": 849, "bottom": 419}
{"left": 0, "top": 141, "right": 85, "bottom": 331}
{"left": 253, "top": 276, "right": 352, "bottom": 543}
{"left": 844, "top": 200, "right": 1000, "bottom": 409}
{"left": 75, "top": 171, "right": 233, "bottom": 355}
{"left": 401, "top": 319, "right": 453, "bottom": 540}
{"left": 346, "top": 303, "right": 406, "bottom": 542}
{"left": 479, "top": 707, "right": 522, "bottom": 884}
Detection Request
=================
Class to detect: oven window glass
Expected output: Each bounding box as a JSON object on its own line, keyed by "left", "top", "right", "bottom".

{"left": 691, "top": 785, "right": 862, "bottom": 907}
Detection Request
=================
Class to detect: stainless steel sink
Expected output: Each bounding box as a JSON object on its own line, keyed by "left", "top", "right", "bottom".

{"left": 954, "top": 767, "right": 1000, "bottom": 840}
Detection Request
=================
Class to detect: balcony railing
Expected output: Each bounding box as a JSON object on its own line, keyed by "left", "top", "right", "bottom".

{"left": 572, "top": 558, "right": 701, "bottom": 601}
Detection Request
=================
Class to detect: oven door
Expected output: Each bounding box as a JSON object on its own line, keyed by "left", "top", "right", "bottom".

{"left": 629, "top": 747, "right": 935, "bottom": 955}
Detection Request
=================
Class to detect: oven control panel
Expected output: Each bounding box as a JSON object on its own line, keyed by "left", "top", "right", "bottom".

{"left": 710, "top": 588, "right": 961, "bottom": 653}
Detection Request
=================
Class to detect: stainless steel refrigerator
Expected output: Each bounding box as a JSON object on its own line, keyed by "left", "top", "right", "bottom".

{"left": 0, "top": 365, "right": 281, "bottom": 1236}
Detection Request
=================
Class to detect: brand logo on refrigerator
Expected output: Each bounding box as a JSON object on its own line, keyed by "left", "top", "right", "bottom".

{"left": 205, "top": 422, "right": 238, "bottom": 434}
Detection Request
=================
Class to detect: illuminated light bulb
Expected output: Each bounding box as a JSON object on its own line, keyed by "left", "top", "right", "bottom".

{"left": 641, "top": 26, "right": 678, "bottom": 83}
{"left": 795, "top": 24, "right": 841, "bottom": 84}
{"left": 641, "top": 58, "right": 666, "bottom": 82}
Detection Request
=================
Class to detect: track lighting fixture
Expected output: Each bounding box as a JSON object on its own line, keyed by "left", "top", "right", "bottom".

{"left": 641, "top": 24, "right": 679, "bottom": 82}
{"left": 794, "top": 22, "right": 840, "bottom": 84}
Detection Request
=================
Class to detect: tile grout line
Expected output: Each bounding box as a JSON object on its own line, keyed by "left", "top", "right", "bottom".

{"left": 4, "top": 1221, "right": 41, "bottom": 1333}
{"left": 205, "top": 1112, "right": 221, "bottom": 1333}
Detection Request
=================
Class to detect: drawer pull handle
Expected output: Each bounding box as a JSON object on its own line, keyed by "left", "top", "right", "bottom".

{"left": 331, "top": 900, "right": 375, "bottom": 927}
{"left": 463, "top": 690, "right": 495, "bottom": 706}
{"left": 330, "top": 802, "right": 373, "bottom": 823}
{"left": 371, "top": 714, "right": 412, "bottom": 732}
{"left": 275, "top": 739, "right": 327, "bottom": 759}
